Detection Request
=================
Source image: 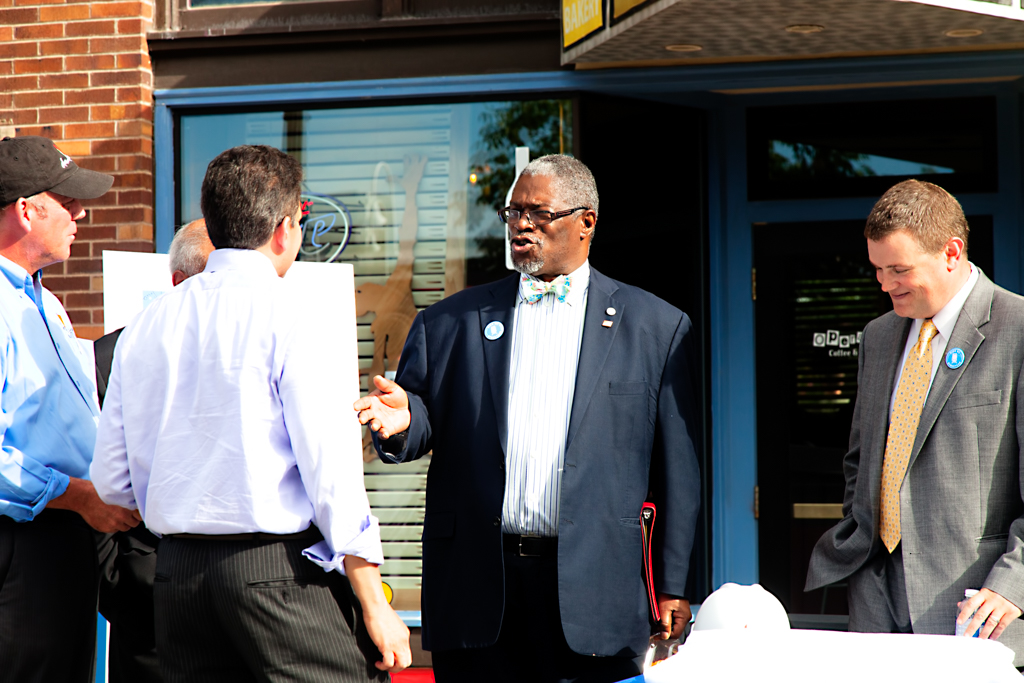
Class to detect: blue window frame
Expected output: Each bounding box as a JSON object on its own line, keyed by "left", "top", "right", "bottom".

{"left": 154, "top": 51, "right": 1024, "bottom": 595}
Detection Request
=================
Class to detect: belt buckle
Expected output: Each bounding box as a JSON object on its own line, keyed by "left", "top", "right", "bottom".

{"left": 518, "top": 535, "right": 540, "bottom": 557}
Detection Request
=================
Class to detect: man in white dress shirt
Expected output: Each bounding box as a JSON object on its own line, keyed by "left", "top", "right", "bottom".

{"left": 92, "top": 145, "right": 410, "bottom": 682}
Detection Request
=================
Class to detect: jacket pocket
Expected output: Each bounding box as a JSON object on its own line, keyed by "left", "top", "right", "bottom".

{"left": 609, "top": 381, "right": 647, "bottom": 395}
{"left": 422, "top": 512, "right": 455, "bottom": 540}
{"left": 948, "top": 390, "right": 1002, "bottom": 410}
{"left": 248, "top": 577, "right": 313, "bottom": 588}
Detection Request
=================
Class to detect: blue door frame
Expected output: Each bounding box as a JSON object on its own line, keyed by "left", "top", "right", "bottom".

{"left": 706, "top": 78, "right": 1024, "bottom": 588}
{"left": 153, "top": 51, "right": 1024, "bottom": 593}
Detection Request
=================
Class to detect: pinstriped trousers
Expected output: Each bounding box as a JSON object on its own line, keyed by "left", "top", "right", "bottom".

{"left": 155, "top": 535, "right": 388, "bottom": 683}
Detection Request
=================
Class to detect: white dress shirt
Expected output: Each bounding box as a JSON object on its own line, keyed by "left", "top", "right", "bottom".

{"left": 503, "top": 261, "right": 590, "bottom": 537}
{"left": 91, "top": 248, "right": 383, "bottom": 572}
{"left": 889, "top": 263, "right": 979, "bottom": 416}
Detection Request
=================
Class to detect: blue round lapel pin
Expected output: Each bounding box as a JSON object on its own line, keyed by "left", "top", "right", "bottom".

{"left": 946, "top": 347, "right": 965, "bottom": 370}
{"left": 484, "top": 321, "right": 504, "bottom": 341}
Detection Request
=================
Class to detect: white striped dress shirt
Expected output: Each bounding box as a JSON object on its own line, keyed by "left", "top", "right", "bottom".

{"left": 502, "top": 261, "right": 590, "bottom": 537}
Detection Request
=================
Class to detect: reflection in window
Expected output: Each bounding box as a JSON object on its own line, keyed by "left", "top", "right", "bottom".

{"left": 180, "top": 99, "right": 572, "bottom": 384}
{"left": 177, "top": 98, "right": 572, "bottom": 605}
{"left": 769, "top": 141, "right": 954, "bottom": 182}
{"left": 189, "top": 0, "right": 308, "bottom": 6}
{"left": 793, "top": 271, "right": 883, "bottom": 415}
{"left": 468, "top": 100, "right": 571, "bottom": 285}
{"left": 790, "top": 216, "right": 994, "bottom": 416}
{"left": 748, "top": 97, "right": 997, "bottom": 200}
{"left": 179, "top": 100, "right": 571, "bottom": 296}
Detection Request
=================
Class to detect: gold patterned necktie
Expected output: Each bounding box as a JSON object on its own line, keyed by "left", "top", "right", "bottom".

{"left": 879, "top": 319, "right": 938, "bottom": 553}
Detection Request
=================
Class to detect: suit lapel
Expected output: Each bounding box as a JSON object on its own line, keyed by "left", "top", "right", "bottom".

{"left": 867, "top": 314, "right": 913, "bottom": 517}
{"left": 479, "top": 275, "right": 519, "bottom": 457}
{"left": 906, "top": 272, "right": 992, "bottom": 474}
{"left": 565, "top": 269, "right": 620, "bottom": 452}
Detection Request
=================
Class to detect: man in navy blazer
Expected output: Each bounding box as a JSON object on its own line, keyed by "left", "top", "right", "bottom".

{"left": 355, "top": 154, "right": 701, "bottom": 682}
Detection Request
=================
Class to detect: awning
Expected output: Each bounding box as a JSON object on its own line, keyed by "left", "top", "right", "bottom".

{"left": 562, "top": 0, "right": 1024, "bottom": 69}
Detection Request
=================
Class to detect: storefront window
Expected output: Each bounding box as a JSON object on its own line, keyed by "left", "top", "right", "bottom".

{"left": 747, "top": 96, "right": 998, "bottom": 200}
{"left": 180, "top": 100, "right": 571, "bottom": 292}
{"left": 188, "top": 0, "right": 308, "bottom": 6}
{"left": 178, "top": 98, "right": 572, "bottom": 607}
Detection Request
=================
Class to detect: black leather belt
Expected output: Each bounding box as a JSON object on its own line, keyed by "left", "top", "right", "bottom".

{"left": 166, "top": 526, "right": 320, "bottom": 542}
{"left": 503, "top": 534, "right": 557, "bottom": 558}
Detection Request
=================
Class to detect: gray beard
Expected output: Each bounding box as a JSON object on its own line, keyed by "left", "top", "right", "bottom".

{"left": 511, "top": 255, "right": 544, "bottom": 275}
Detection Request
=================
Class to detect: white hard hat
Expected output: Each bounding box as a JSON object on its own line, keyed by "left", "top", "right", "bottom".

{"left": 692, "top": 583, "right": 791, "bottom": 632}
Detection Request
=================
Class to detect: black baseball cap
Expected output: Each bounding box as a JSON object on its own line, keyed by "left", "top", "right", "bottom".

{"left": 0, "top": 136, "right": 113, "bottom": 206}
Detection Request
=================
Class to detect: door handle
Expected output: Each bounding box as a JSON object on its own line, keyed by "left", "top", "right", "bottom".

{"left": 793, "top": 503, "right": 843, "bottom": 519}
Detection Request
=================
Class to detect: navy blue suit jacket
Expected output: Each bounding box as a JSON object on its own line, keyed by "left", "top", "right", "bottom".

{"left": 374, "top": 268, "right": 701, "bottom": 657}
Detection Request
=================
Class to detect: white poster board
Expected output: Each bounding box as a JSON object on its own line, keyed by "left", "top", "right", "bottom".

{"left": 102, "top": 251, "right": 172, "bottom": 335}
{"left": 103, "top": 251, "right": 356, "bottom": 337}
{"left": 282, "top": 260, "right": 355, "bottom": 306}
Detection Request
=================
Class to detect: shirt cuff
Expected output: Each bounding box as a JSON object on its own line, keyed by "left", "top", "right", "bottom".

{"left": 302, "top": 514, "right": 385, "bottom": 574}
{"left": 0, "top": 469, "right": 70, "bottom": 522}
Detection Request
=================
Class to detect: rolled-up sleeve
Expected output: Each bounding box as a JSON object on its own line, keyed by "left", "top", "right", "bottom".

{"left": 0, "top": 444, "right": 70, "bottom": 521}
{"left": 0, "top": 280, "right": 103, "bottom": 521}
{"left": 0, "top": 333, "right": 71, "bottom": 520}
{"left": 280, "top": 304, "right": 385, "bottom": 573}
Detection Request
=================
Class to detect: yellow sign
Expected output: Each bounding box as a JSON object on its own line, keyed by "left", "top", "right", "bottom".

{"left": 563, "top": 0, "right": 603, "bottom": 48}
{"left": 382, "top": 581, "right": 394, "bottom": 604}
{"left": 613, "top": 0, "right": 649, "bottom": 19}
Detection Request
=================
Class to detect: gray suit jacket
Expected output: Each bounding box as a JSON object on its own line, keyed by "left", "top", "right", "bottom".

{"left": 806, "top": 271, "right": 1024, "bottom": 663}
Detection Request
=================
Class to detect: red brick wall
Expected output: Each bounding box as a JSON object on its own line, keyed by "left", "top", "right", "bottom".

{"left": 0, "top": 0, "right": 155, "bottom": 340}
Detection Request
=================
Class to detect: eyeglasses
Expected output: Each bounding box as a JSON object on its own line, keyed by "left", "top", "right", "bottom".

{"left": 497, "top": 206, "right": 588, "bottom": 227}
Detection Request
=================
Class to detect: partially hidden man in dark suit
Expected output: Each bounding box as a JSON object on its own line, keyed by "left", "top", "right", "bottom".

{"left": 355, "top": 154, "right": 701, "bottom": 682}
{"left": 807, "top": 180, "right": 1024, "bottom": 665}
{"left": 93, "top": 218, "right": 213, "bottom": 683}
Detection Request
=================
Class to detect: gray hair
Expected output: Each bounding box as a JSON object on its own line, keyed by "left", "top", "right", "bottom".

{"left": 519, "top": 154, "right": 599, "bottom": 221}
{"left": 169, "top": 218, "right": 213, "bottom": 278}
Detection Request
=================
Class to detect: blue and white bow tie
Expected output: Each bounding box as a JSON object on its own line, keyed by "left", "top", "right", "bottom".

{"left": 520, "top": 274, "right": 571, "bottom": 304}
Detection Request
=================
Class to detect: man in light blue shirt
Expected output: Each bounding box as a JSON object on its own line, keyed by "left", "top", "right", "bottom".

{"left": 0, "top": 135, "right": 142, "bottom": 683}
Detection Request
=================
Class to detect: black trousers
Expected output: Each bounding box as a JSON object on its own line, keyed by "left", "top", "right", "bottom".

{"left": 0, "top": 510, "right": 100, "bottom": 683}
{"left": 432, "top": 551, "right": 643, "bottom": 683}
{"left": 98, "top": 525, "right": 164, "bottom": 683}
{"left": 155, "top": 534, "right": 388, "bottom": 683}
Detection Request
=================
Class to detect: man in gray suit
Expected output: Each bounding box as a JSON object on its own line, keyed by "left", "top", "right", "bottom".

{"left": 807, "top": 179, "right": 1024, "bottom": 663}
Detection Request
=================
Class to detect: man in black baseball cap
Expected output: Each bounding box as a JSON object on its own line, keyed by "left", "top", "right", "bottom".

{"left": 0, "top": 135, "right": 113, "bottom": 207}
{"left": 0, "top": 136, "right": 140, "bottom": 683}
